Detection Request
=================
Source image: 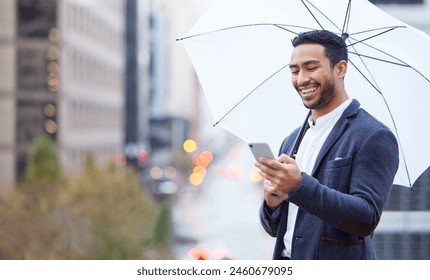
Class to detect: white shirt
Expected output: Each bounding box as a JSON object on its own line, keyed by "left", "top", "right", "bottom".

{"left": 282, "top": 99, "right": 352, "bottom": 258}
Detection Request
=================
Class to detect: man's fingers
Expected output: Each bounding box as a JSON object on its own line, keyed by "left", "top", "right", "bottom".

{"left": 255, "top": 157, "right": 276, "bottom": 171}
{"left": 278, "top": 153, "right": 295, "bottom": 164}
{"left": 264, "top": 181, "right": 282, "bottom": 196}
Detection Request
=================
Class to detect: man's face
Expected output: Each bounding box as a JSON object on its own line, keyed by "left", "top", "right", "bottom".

{"left": 289, "top": 43, "right": 336, "bottom": 111}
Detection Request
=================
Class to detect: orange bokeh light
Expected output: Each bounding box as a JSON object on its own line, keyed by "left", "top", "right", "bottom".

{"left": 189, "top": 172, "right": 203, "bottom": 186}
{"left": 193, "top": 150, "right": 213, "bottom": 167}
{"left": 188, "top": 247, "right": 212, "bottom": 260}
{"left": 250, "top": 166, "right": 263, "bottom": 182}
{"left": 193, "top": 165, "right": 207, "bottom": 177}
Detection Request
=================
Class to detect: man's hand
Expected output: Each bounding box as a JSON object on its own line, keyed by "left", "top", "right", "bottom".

{"left": 263, "top": 179, "right": 287, "bottom": 212}
{"left": 255, "top": 154, "right": 302, "bottom": 197}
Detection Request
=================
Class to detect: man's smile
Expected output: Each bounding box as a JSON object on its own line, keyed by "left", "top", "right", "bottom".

{"left": 299, "top": 85, "right": 319, "bottom": 100}
{"left": 300, "top": 86, "right": 318, "bottom": 95}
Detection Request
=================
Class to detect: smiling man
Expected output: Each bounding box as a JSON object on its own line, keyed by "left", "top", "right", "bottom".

{"left": 256, "top": 30, "right": 399, "bottom": 260}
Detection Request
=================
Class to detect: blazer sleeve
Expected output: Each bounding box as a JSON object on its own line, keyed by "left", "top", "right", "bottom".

{"left": 287, "top": 127, "right": 399, "bottom": 236}
{"left": 259, "top": 201, "right": 285, "bottom": 237}
{"left": 259, "top": 128, "right": 299, "bottom": 237}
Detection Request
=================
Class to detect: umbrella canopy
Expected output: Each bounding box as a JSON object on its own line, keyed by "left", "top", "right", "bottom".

{"left": 178, "top": 0, "right": 430, "bottom": 188}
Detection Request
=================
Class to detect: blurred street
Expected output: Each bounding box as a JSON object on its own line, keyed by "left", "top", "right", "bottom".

{"left": 1, "top": 0, "right": 430, "bottom": 261}
{"left": 171, "top": 141, "right": 274, "bottom": 260}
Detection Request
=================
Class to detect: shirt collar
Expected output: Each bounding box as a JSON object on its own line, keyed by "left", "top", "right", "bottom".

{"left": 307, "top": 99, "right": 352, "bottom": 128}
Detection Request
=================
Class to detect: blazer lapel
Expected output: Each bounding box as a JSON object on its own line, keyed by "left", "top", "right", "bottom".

{"left": 311, "top": 100, "right": 360, "bottom": 176}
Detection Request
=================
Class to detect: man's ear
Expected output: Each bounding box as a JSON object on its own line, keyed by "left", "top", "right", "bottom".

{"left": 336, "top": 60, "right": 348, "bottom": 78}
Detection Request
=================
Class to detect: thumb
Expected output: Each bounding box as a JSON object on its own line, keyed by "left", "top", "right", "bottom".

{"left": 278, "top": 153, "right": 295, "bottom": 164}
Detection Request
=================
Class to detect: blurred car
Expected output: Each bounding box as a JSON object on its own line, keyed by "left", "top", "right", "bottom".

{"left": 149, "top": 179, "right": 179, "bottom": 201}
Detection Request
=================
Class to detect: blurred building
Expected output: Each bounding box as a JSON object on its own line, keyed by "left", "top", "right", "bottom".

{"left": 148, "top": 7, "right": 179, "bottom": 167}
{"left": 152, "top": 0, "right": 212, "bottom": 143}
{"left": 375, "top": 174, "right": 430, "bottom": 259}
{"left": 0, "top": 0, "right": 16, "bottom": 195}
{"left": 0, "top": 0, "right": 126, "bottom": 195}
{"left": 142, "top": 1, "right": 208, "bottom": 181}
{"left": 124, "top": 0, "right": 152, "bottom": 169}
{"left": 372, "top": 0, "right": 430, "bottom": 260}
{"left": 372, "top": 0, "right": 430, "bottom": 34}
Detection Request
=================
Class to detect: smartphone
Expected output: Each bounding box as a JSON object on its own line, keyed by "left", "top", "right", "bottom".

{"left": 249, "top": 143, "right": 278, "bottom": 195}
{"left": 248, "top": 142, "right": 275, "bottom": 163}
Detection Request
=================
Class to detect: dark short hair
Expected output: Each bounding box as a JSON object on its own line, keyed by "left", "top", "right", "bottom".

{"left": 292, "top": 30, "right": 348, "bottom": 68}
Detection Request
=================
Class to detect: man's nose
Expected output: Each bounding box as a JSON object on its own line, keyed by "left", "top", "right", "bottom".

{"left": 297, "top": 71, "right": 310, "bottom": 85}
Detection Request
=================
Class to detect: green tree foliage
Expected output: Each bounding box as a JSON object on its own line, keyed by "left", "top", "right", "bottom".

{"left": 0, "top": 140, "right": 172, "bottom": 259}
{"left": 152, "top": 203, "right": 172, "bottom": 245}
{"left": 24, "top": 135, "right": 62, "bottom": 184}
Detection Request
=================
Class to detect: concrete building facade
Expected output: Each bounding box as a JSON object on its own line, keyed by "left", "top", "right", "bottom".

{"left": 0, "top": 0, "right": 126, "bottom": 195}
{"left": 58, "top": 0, "right": 125, "bottom": 173}
{"left": 0, "top": 0, "right": 17, "bottom": 195}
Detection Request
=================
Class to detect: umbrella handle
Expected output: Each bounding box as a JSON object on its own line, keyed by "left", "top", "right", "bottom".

{"left": 289, "top": 110, "right": 311, "bottom": 159}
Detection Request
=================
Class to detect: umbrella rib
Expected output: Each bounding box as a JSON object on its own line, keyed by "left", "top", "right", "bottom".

{"left": 347, "top": 26, "right": 405, "bottom": 48}
{"left": 347, "top": 23, "right": 421, "bottom": 187}
{"left": 341, "top": 0, "right": 352, "bottom": 35}
{"left": 274, "top": 24, "right": 313, "bottom": 35}
{"left": 347, "top": 33, "right": 383, "bottom": 93}
{"left": 348, "top": 59, "right": 381, "bottom": 94}
{"left": 177, "top": 23, "right": 312, "bottom": 41}
{"left": 349, "top": 51, "right": 430, "bottom": 84}
{"left": 176, "top": 24, "right": 274, "bottom": 41}
{"left": 302, "top": 0, "right": 358, "bottom": 33}
{"left": 376, "top": 95, "right": 413, "bottom": 188}
{"left": 348, "top": 25, "right": 406, "bottom": 38}
{"left": 348, "top": 51, "right": 409, "bottom": 67}
{"left": 213, "top": 64, "right": 291, "bottom": 127}
{"left": 300, "top": 0, "right": 325, "bottom": 30}
{"left": 347, "top": 32, "right": 430, "bottom": 83}
{"left": 348, "top": 60, "right": 413, "bottom": 187}
{"left": 348, "top": 28, "right": 422, "bottom": 188}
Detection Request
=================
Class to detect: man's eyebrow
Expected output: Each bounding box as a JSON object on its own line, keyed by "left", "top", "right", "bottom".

{"left": 289, "top": 60, "right": 320, "bottom": 69}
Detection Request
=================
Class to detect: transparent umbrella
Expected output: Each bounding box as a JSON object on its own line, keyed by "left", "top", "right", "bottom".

{"left": 177, "top": 0, "right": 430, "bottom": 188}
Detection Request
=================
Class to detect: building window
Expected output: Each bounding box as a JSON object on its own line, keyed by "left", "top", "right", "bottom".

{"left": 17, "top": 0, "right": 57, "bottom": 38}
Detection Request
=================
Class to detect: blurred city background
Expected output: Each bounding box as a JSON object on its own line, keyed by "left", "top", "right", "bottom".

{"left": 0, "top": 0, "right": 429, "bottom": 260}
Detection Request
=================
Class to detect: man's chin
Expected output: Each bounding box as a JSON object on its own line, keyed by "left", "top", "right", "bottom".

{"left": 302, "top": 99, "right": 316, "bottom": 110}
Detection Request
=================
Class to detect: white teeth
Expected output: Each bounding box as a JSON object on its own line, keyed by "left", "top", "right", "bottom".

{"left": 301, "top": 87, "right": 317, "bottom": 94}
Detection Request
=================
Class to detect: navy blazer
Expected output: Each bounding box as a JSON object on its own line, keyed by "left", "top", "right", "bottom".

{"left": 260, "top": 99, "right": 399, "bottom": 260}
